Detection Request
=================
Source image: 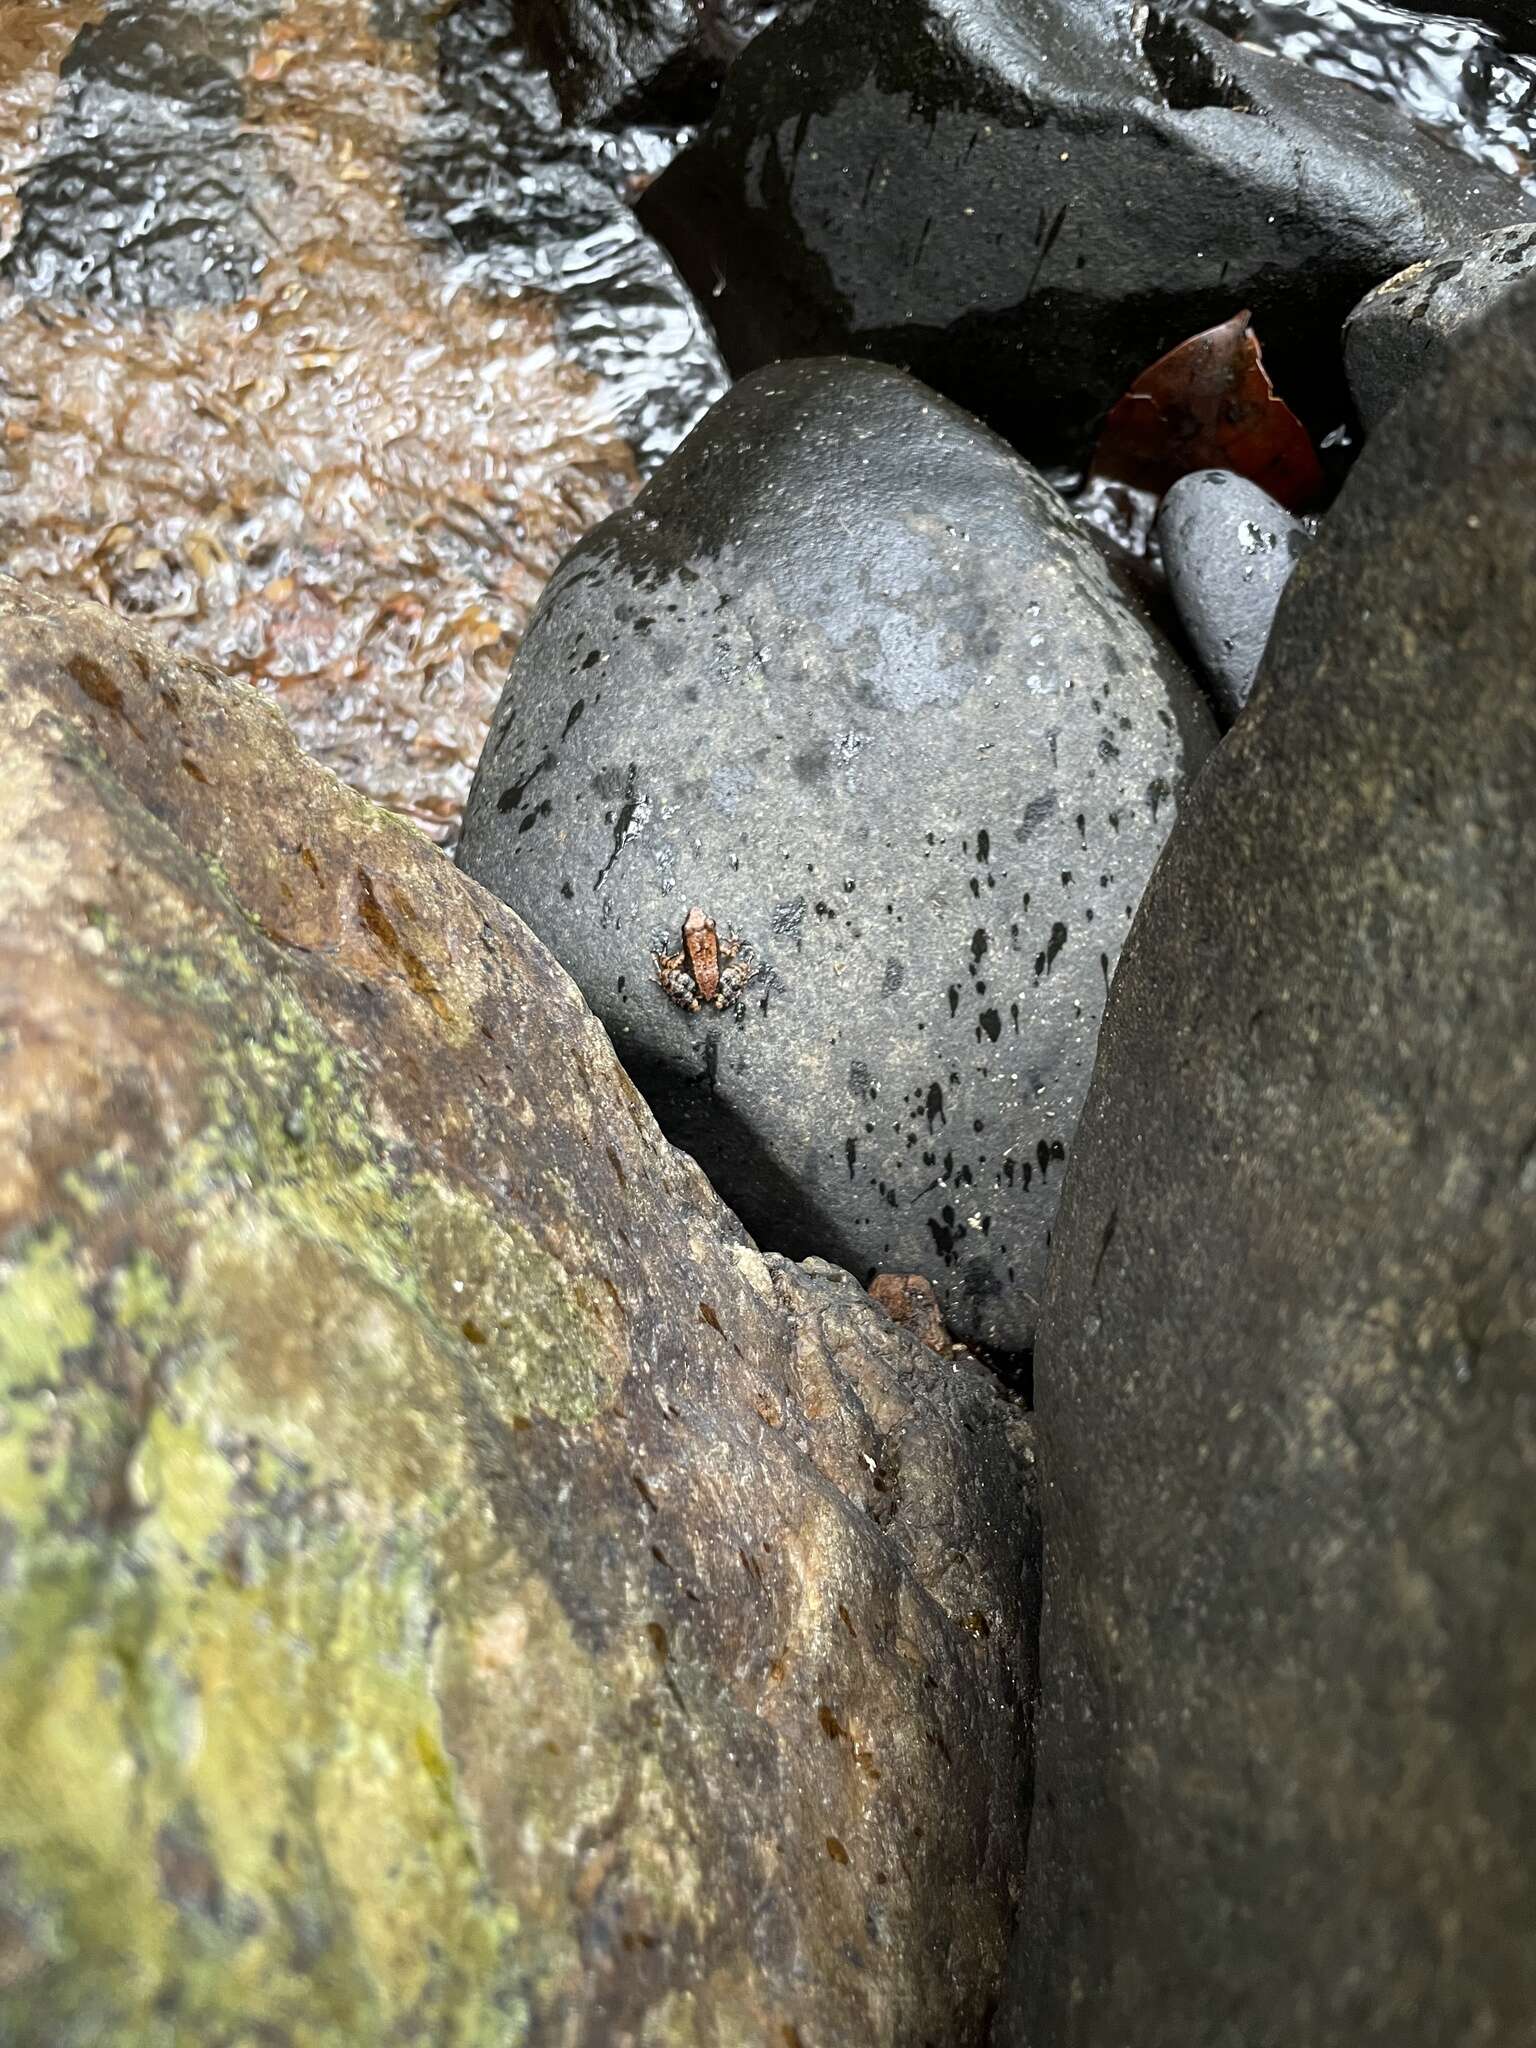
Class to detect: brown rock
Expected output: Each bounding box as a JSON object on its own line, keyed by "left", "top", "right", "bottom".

{"left": 0, "top": 579, "right": 1037, "bottom": 2046}
{"left": 868, "top": 1274, "right": 950, "bottom": 1355}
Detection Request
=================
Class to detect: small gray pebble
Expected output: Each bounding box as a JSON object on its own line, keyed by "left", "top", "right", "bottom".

{"left": 1156, "top": 470, "right": 1311, "bottom": 726}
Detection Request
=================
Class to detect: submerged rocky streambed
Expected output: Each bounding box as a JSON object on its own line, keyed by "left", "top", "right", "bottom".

{"left": 2, "top": 2, "right": 1536, "bottom": 2043}
{"left": 0, "top": 0, "right": 723, "bottom": 836}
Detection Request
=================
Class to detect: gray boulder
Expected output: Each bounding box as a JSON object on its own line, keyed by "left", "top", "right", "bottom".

{"left": 1346, "top": 222, "right": 1536, "bottom": 429}
{"left": 1008, "top": 280, "right": 1536, "bottom": 2044}
{"left": 638, "top": 0, "right": 1533, "bottom": 468}
{"left": 458, "top": 358, "right": 1215, "bottom": 1351}
{"left": 514, "top": 0, "right": 779, "bottom": 125}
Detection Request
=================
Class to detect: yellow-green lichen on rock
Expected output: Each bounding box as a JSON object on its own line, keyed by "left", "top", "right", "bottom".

{"left": 0, "top": 578, "right": 1038, "bottom": 2046}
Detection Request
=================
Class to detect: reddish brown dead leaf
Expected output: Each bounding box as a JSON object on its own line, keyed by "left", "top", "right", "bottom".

{"left": 1088, "top": 309, "right": 1323, "bottom": 510}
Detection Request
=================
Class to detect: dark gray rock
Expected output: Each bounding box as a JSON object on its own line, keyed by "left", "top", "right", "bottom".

{"left": 1454, "top": 0, "right": 1536, "bottom": 52}
{"left": 457, "top": 358, "right": 1216, "bottom": 1353}
{"left": 1007, "top": 278, "right": 1536, "bottom": 2044}
{"left": 1346, "top": 222, "right": 1536, "bottom": 430}
{"left": 639, "top": 0, "right": 1532, "bottom": 470}
{"left": 1156, "top": 469, "right": 1311, "bottom": 724}
{"left": 515, "top": 0, "right": 778, "bottom": 125}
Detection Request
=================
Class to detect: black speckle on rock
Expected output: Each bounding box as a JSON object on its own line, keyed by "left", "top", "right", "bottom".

{"left": 773, "top": 896, "right": 807, "bottom": 944}
{"left": 498, "top": 751, "right": 555, "bottom": 814}
{"left": 1018, "top": 793, "right": 1056, "bottom": 843}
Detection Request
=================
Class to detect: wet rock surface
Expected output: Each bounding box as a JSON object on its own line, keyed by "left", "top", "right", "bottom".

{"left": 1156, "top": 469, "right": 1310, "bottom": 723}
{"left": 1346, "top": 221, "right": 1536, "bottom": 429}
{"left": 0, "top": 0, "right": 723, "bottom": 838}
{"left": 0, "top": 575, "right": 1038, "bottom": 2047}
{"left": 1009, "top": 281, "right": 1536, "bottom": 2045}
{"left": 640, "top": 0, "right": 1532, "bottom": 469}
{"left": 1451, "top": 0, "right": 1536, "bottom": 53}
{"left": 518, "top": 0, "right": 779, "bottom": 126}
{"left": 457, "top": 358, "right": 1215, "bottom": 1354}
{"left": 1169, "top": 0, "right": 1536, "bottom": 189}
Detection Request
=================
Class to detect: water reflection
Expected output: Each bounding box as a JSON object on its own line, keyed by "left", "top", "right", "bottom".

{"left": 2, "top": 0, "right": 1531, "bottom": 829}
{"left": 1173, "top": 0, "right": 1536, "bottom": 193}
{"left": 0, "top": 0, "right": 722, "bottom": 838}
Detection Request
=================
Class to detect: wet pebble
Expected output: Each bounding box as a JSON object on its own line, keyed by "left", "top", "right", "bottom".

{"left": 457, "top": 358, "right": 1215, "bottom": 1351}
{"left": 1345, "top": 222, "right": 1536, "bottom": 430}
{"left": 1156, "top": 470, "right": 1312, "bottom": 724}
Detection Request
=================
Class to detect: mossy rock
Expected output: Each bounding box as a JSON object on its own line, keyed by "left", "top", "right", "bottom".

{"left": 0, "top": 579, "right": 1037, "bottom": 2046}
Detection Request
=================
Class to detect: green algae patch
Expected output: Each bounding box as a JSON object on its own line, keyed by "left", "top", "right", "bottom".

{"left": 0, "top": 1229, "right": 109, "bottom": 1540}
{"left": 408, "top": 1178, "right": 625, "bottom": 1430}
{"left": 0, "top": 1227, "right": 95, "bottom": 1386}
{"left": 0, "top": 1534, "right": 525, "bottom": 2045}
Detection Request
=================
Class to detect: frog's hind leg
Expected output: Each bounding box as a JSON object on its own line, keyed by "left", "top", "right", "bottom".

{"left": 655, "top": 956, "right": 702, "bottom": 1012}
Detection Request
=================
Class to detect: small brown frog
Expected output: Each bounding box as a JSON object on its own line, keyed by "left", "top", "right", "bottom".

{"left": 654, "top": 906, "right": 758, "bottom": 1012}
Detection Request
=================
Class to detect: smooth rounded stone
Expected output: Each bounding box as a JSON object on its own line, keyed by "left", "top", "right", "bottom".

{"left": 638, "top": 0, "right": 1533, "bottom": 470}
{"left": 516, "top": 0, "right": 778, "bottom": 125}
{"left": 1345, "top": 221, "right": 1536, "bottom": 429}
{"left": 1007, "top": 278, "right": 1536, "bottom": 2044}
{"left": 1155, "top": 468, "right": 1311, "bottom": 724}
{"left": 457, "top": 358, "right": 1216, "bottom": 1353}
{"left": 0, "top": 577, "right": 1038, "bottom": 2047}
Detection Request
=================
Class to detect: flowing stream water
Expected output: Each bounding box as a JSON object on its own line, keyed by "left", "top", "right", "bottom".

{"left": 0, "top": 0, "right": 1531, "bottom": 830}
